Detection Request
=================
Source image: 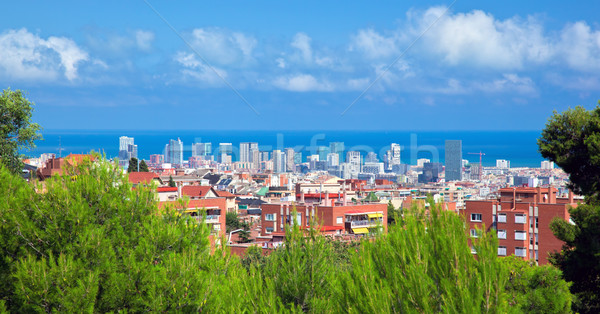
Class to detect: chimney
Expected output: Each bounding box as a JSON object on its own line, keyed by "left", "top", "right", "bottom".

{"left": 568, "top": 189, "right": 574, "bottom": 204}
{"left": 512, "top": 188, "right": 516, "bottom": 211}
{"left": 342, "top": 188, "right": 347, "bottom": 206}
{"left": 177, "top": 182, "right": 182, "bottom": 199}
{"left": 300, "top": 190, "right": 305, "bottom": 203}
{"left": 536, "top": 187, "right": 542, "bottom": 204}
{"left": 324, "top": 192, "right": 329, "bottom": 207}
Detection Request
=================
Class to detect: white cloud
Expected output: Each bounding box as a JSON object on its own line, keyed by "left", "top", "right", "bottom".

{"left": 558, "top": 21, "right": 600, "bottom": 71}
{"left": 276, "top": 58, "right": 286, "bottom": 68}
{"left": 349, "top": 28, "right": 398, "bottom": 59}
{"left": 135, "top": 30, "right": 155, "bottom": 51}
{"left": 416, "top": 7, "right": 552, "bottom": 69}
{"left": 187, "top": 28, "right": 256, "bottom": 66}
{"left": 0, "top": 28, "right": 89, "bottom": 81}
{"left": 291, "top": 32, "right": 313, "bottom": 63}
{"left": 475, "top": 73, "right": 537, "bottom": 95}
{"left": 175, "top": 52, "right": 227, "bottom": 85}
{"left": 273, "top": 74, "right": 334, "bottom": 92}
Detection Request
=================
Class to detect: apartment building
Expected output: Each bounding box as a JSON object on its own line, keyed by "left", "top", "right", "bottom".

{"left": 464, "top": 186, "right": 578, "bottom": 265}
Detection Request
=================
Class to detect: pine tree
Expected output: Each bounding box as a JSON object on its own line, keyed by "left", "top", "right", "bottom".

{"left": 127, "top": 157, "right": 138, "bottom": 173}
{"left": 168, "top": 175, "right": 176, "bottom": 187}
{"left": 139, "top": 160, "right": 149, "bottom": 172}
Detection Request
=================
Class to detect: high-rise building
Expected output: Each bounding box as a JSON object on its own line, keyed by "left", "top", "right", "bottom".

{"left": 330, "top": 142, "right": 345, "bottom": 163}
{"left": 164, "top": 138, "right": 183, "bottom": 166}
{"left": 261, "top": 151, "right": 270, "bottom": 162}
{"left": 294, "top": 152, "right": 302, "bottom": 164}
{"left": 285, "top": 148, "right": 295, "bottom": 172}
{"left": 390, "top": 143, "right": 401, "bottom": 166}
{"left": 541, "top": 161, "right": 554, "bottom": 170}
{"left": 273, "top": 150, "right": 286, "bottom": 173}
{"left": 192, "top": 142, "right": 212, "bottom": 157}
{"left": 317, "top": 146, "right": 329, "bottom": 162}
{"left": 445, "top": 140, "right": 462, "bottom": 181}
{"left": 418, "top": 162, "right": 443, "bottom": 183}
{"left": 149, "top": 154, "right": 164, "bottom": 166}
{"left": 252, "top": 150, "right": 261, "bottom": 169}
{"left": 118, "top": 136, "right": 138, "bottom": 168}
{"left": 346, "top": 151, "right": 362, "bottom": 178}
{"left": 327, "top": 153, "right": 339, "bottom": 168}
{"left": 218, "top": 143, "right": 233, "bottom": 163}
{"left": 365, "top": 152, "right": 378, "bottom": 163}
{"left": 496, "top": 159, "right": 510, "bottom": 169}
{"left": 240, "top": 142, "right": 258, "bottom": 163}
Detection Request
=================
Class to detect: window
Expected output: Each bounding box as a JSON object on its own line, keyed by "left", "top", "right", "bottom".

{"left": 515, "top": 231, "right": 527, "bottom": 240}
{"left": 515, "top": 247, "right": 526, "bottom": 257}
{"left": 213, "top": 224, "right": 221, "bottom": 231}
{"left": 498, "top": 246, "right": 507, "bottom": 256}
{"left": 497, "top": 213, "right": 506, "bottom": 223}
{"left": 470, "top": 229, "right": 479, "bottom": 238}
{"left": 471, "top": 213, "right": 482, "bottom": 222}
{"left": 336, "top": 217, "right": 343, "bottom": 224}
{"left": 515, "top": 214, "right": 526, "bottom": 224}
{"left": 265, "top": 227, "right": 274, "bottom": 234}
{"left": 471, "top": 247, "right": 477, "bottom": 254}
{"left": 265, "top": 214, "right": 275, "bottom": 221}
{"left": 497, "top": 230, "right": 507, "bottom": 239}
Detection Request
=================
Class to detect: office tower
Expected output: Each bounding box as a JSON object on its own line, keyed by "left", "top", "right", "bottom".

{"left": 330, "top": 142, "right": 345, "bottom": 162}
{"left": 252, "top": 150, "right": 261, "bottom": 169}
{"left": 390, "top": 143, "right": 401, "bottom": 165}
{"left": 261, "top": 151, "right": 270, "bottom": 162}
{"left": 327, "top": 153, "right": 339, "bottom": 167}
{"left": 363, "top": 162, "right": 384, "bottom": 175}
{"left": 496, "top": 159, "right": 510, "bottom": 169}
{"left": 365, "top": 152, "right": 378, "bottom": 163}
{"left": 445, "top": 140, "right": 462, "bottom": 181}
{"left": 285, "top": 148, "right": 295, "bottom": 172}
{"left": 317, "top": 146, "right": 329, "bottom": 162}
{"left": 118, "top": 136, "right": 138, "bottom": 167}
{"left": 240, "top": 142, "right": 258, "bottom": 163}
{"left": 164, "top": 138, "right": 183, "bottom": 166}
{"left": 419, "top": 162, "right": 443, "bottom": 183}
{"left": 218, "top": 143, "right": 233, "bottom": 163}
{"left": 346, "top": 151, "right": 362, "bottom": 178}
{"left": 192, "top": 142, "right": 212, "bottom": 157}
{"left": 273, "top": 150, "right": 286, "bottom": 173}
{"left": 294, "top": 152, "right": 302, "bottom": 164}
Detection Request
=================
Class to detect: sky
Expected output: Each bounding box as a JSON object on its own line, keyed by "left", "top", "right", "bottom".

{"left": 2, "top": 1, "right": 600, "bottom": 131}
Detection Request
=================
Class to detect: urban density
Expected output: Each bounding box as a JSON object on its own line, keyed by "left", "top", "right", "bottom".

{"left": 25, "top": 136, "right": 579, "bottom": 265}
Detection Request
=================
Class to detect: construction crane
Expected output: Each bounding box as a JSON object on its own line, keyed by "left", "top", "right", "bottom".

{"left": 468, "top": 151, "right": 486, "bottom": 181}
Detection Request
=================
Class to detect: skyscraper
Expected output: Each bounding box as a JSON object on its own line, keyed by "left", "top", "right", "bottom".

{"left": 285, "top": 148, "right": 295, "bottom": 172}
{"left": 118, "top": 136, "right": 137, "bottom": 168}
{"left": 317, "top": 146, "right": 329, "bottom": 162}
{"left": 240, "top": 142, "right": 258, "bottom": 163}
{"left": 445, "top": 140, "right": 462, "bottom": 181}
{"left": 218, "top": 143, "right": 233, "bottom": 163}
{"left": 346, "top": 151, "right": 362, "bottom": 178}
{"left": 330, "top": 142, "right": 345, "bottom": 162}
{"left": 192, "top": 142, "right": 212, "bottom": 157}
{"left": 273, "top": 150, "right": 286, "bottom": 173}
{"left": 390, "top": 143, "right": 401, "bottom": 165}
{"left": 164, "top": 138, "right": 183, "bottom": 166}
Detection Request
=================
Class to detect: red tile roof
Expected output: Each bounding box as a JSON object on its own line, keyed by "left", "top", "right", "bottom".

{"left": 157, "top": 187, "right": 178, "bottom": 192}
{"left": 128, "top": 172, "right": 160, "bottom": 184}
{"left": 215, "top": 190, "right": 236, "bottom": 198}
{"left": 181, "top": 185, "right": 214, "bottom": 198}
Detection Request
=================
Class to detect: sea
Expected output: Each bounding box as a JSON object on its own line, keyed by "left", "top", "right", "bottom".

{"left": 25, "top": 130, "right": 545, "bottom": 168}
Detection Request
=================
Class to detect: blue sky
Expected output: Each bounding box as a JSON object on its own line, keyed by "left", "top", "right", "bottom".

{"left": 1, "top": 1, "right": 600, "bottom": 130}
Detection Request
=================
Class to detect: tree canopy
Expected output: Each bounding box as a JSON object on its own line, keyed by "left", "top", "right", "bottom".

{"left": 0, "top": 88, "right": 42, "bottom": 174}
{"left": 139, "top": 159, "right": 149, "bottom": 172}
{"left": 126, "top": 157, "right": 138, "bottom": 173}
{"left": 539, "top": 103, "right": 600, "bottom": 313}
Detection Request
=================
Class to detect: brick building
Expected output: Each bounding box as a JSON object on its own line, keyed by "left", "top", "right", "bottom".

{"left": 160, "top": 198, "right": 227, "bottom": 236}
{"left": 464, "top": 187, "right": 578, "bottom": 265}
{"left": 261, "top": 202, "right": 387, "bottom": 236}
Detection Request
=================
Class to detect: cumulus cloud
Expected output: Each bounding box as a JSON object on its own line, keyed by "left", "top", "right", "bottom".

{"left": 175, "top": 52, "right": 227, "bottom": 85}
{"left": 291, "top": 32, "right": 313, "bottom": 63}
{"left": 558, "top": 21, "right": 600, "bottom": 71}
{"left": 187, "top": 28, "right": 256, "bottom": 66}
{"left": 273, "top": 74, "right": 334, "bottom": 92}
{"left": 0, "top": 28, "right": 89, "bottom": 81}
{"left": 416, "top": 7, "right": 553, "bottom": 69}
{"left": 474, "top": 73, "right": 537, "bottom": 95}
{"left": 349, "top": 28, "right": 398, "bottom": 59}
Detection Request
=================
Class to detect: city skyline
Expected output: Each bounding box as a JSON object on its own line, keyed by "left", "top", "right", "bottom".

{"left": 1, "top": 2, "right": 600, "bottom": 131}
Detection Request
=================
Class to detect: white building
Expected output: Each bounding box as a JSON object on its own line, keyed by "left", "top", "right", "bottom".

{"left": 541, "top": 160, "right": 555, "bottom": 170}
{"left": 496, "top": 159, "right": 510, "bottom": 169}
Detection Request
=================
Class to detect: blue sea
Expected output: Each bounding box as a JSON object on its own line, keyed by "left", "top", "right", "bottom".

{"left": 25, "top": 130, "right": 545, "bottom": 168}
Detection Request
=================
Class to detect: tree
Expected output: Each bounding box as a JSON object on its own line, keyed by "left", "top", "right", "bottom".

{"left": 139, "top": 160, "right": 149, "bottom": 172}
{"left": 539, "top": 103, "right": 600, "bottom": 313}
{"left": 0, "top": 88, "right": 42, "bottom": 174}
{"left": 226, "top": 211, "right": 241, "bottom": 233}
{"left": 168, "top": 175, "right": 176, "bottom": 187}
{"left": 127, "top": 157, "right": 138, "bottom": 173}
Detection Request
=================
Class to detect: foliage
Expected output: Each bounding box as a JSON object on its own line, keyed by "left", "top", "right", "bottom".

{"left": 538, "top": 104, "right": 600, "bottom": 202}
{"left": 0, "top": 157, "right": 286, "bottom": 312}
{"left": 0, "top": 88, "right": 42, "bottom": 174}
{"left": 539, "top": 103, "right": 600, "bottom": 313}
{"left": 226, "top": 211, "right": 241, "bottom": 233}
{"left": 138, "top": 160, "right": 149, "bottom": 172}
{"left": 501, "top": 256, "right": 572, "bottom": 313}
{"left": 168, "top": 175, "right": 176, "bottom": 187}
{"left": 126, "top": 157, "right": 138, "bottom": 173}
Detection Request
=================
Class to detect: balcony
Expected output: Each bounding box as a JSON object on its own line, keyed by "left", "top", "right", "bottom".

{"left": 350, "top": 219, "right": 382, "bottom": 228}
{"left": 191, "top": 215, "right": 221, "bottom": 224}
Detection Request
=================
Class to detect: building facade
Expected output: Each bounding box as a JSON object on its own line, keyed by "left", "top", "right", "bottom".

{"left": 445, "top": 140, "right": 462, "bottom": 181}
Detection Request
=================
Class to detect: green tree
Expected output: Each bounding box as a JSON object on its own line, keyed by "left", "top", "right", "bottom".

{"left": 139, "top": 159, "right": 149, "bottom": 172}
{"left": 226, "top": 211, "right": 241, "bottom": 233}
{"left": 127, "top": 157, "right": 138, "bottom": 173}
{"left": 538, "top": 104, "right": 600, "bottom": 313}
{"left": 0, "top": 88, "right": 42, "bottom": 174}
{"left": 168, "top": 175, "right": 176, "bottom": 187}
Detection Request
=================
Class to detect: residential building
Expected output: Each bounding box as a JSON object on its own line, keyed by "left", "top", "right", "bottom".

{"left": 240, "top": 142, "right": 258, "bottom": 163}
{"left": 192, "top": 142, "right": 212, "bottom": 157}
{"left": 418, "top": 162, "right": 443, "bottom": 183}
{"left": 218, "top": 143, "right": 233, "bottom": 163}
{"left": 285, "top": 148, "right": 295, "bottom": 172}
{"left": 365, "top": 152, "right": 378, "bottom": 163}
{"left": 464, "top": 186, "right": 578, "bottom": 265}
{"left": 496, "top": 159, "right": 510, "bottom": 169}
{"left": 273, "top": 150, "right": 286, "bottom": 173}
{"left": 445, "top": 140, "right": 462, "bottom": 181}
{"left": 330, "top": 142, "right": 345, "bottom": 163}
{"left": 327, "top": 153, "right": 340, "bottom": 168}
{"left": 541, "top": 161, "right": 554, "bottom": 170}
